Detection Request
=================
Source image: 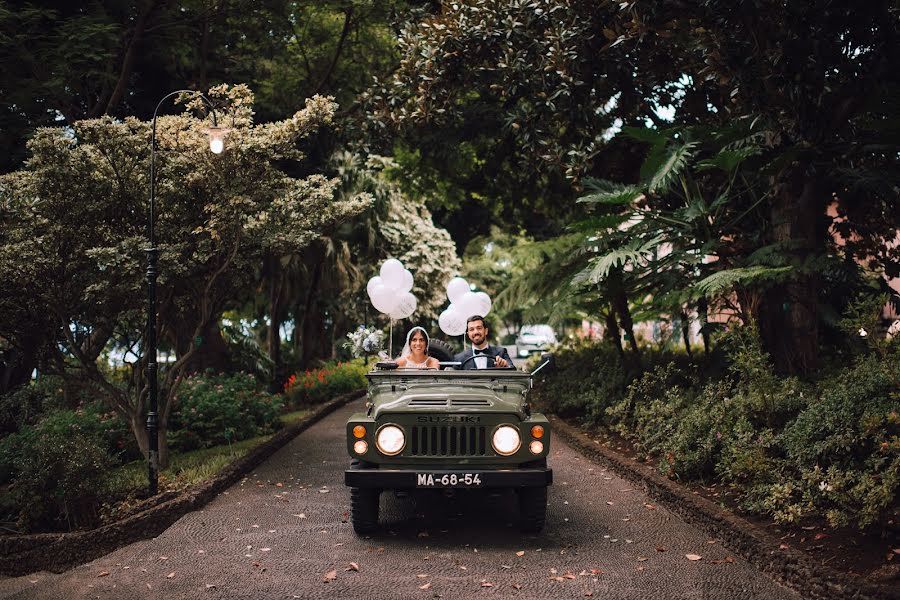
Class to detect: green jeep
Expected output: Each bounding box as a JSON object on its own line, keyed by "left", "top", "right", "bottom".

{"left": 344, "top": 352, "right": 553, "bottom": 534}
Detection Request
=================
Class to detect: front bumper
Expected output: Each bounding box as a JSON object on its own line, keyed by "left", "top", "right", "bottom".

{"left": 345, "top": 467, "right": 553, "bottom": 489}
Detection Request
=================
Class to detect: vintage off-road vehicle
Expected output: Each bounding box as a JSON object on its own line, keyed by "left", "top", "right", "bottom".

{"left": 344, "top": 347, "right": 553, "bottom": 534}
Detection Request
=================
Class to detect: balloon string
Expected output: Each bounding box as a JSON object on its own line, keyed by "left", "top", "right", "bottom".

{"left": 390, "top": 318, "right": 393, "bottom": 358}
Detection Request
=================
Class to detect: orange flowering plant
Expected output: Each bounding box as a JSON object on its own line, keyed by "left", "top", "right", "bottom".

{"left": 283, "top": 359, "right": 368, "bottom": 406}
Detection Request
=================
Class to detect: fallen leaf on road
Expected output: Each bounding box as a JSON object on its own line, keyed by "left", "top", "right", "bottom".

{"left": 655, "top": 546, "right": 666, "bottom": 552}
{"left": 590, "top": 568, "right": 602, "bottom": 575}
{"left": 606, "top": 501, "right": 614, "bottom": 505}
{"left": 481, "top": 581, "right": 493, "bottom": 587}
{"left": 346, "top": 563, "right": 359, "bottom": 572}
{"left": 323, "top": 569, "right": 337, "bottom": 583}
{"left": 205, "top": 584, "right": 216, "bottom": 589}
{"left": 637, "top": 557, "right": 648, "bottom": 562}
{"left": 563, "top": 571, "right": 576, "bottom": 580}
{"left": 585, "top": 592, "right": 594, "bottom": 597}
{"left": 419, "top": 583, "right": 431, "bottom": 590}
{"left": 147, "top": 583, "right": 152, "bottom": 590}
{"left": 417, "top": 531, "right": 429, "bottom": 538}
{"left": 685, "top": 554, "right": 702, "bottom": 561}
{"left": 814, "top": 533, "right": 828, "bottom": 541}
{"left": 292, "top": 514, "right": 307, "bottom": 519}
{"left": 417, "top": 574, "right": 428, "bottom": 578}
{"left": 516, "top": 551, "right": 525, "bottom": 557}
{"left": 549, "top": 568, "right": 557, "bottom": 575}
{"left": 166, "top": 572, "right": 176, "bottom": 579}
{"left": 779, "top": 543, "right": 790, "bottom": 550}
{"left": 97, "top": 571, "right": 109, "bottom": 578}
{"left": 644, "top": 503, "right": 656, "bottom": 510}
{"left": 158, "top": 556, "right": 168, "bottom": 561}
{"left": 261, "top": 548, "right": 271, "bottom": 552}
{"left": 511, "top": 583, "right": 521, "bottom": 590}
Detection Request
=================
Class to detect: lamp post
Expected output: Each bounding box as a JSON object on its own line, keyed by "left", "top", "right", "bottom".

{"left": 146, "top": 90, "right": 226, "bottom": 495}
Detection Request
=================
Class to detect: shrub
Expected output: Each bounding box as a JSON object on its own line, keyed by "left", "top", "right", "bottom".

{"left": 776, "top": 350, "right": 899, "bottom": 528}
{"left": 283, "top": 360, "right": 368, "bottom": 407}
{"left": 0, "top": 409, "right": 115, "bottom": 531}
{"left": 530, "top": 341, "right": 631, "bottom": 424}
{"left": 167, "top": 372, "right": 284, "bottom": 452}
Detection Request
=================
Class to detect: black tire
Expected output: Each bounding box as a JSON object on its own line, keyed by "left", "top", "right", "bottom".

{"left": 349, "top": 459, "right": 380, "bottom": 534}
{"left": 428, "top": 339, "right": 456, "bottom": 362}
{"left": 519, "top": 486, "right": 548, "bottom": 533}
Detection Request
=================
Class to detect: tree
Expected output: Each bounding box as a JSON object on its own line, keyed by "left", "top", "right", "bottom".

{"left": 0, "top": 85, "right": 371, "bottom": 465}
{"left": 363, "top": 0, "right": 900, "bottom": 373}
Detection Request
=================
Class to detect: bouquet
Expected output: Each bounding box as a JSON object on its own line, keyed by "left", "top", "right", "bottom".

{"left": 344, "top": 326, "right": 386, "bottom": 358}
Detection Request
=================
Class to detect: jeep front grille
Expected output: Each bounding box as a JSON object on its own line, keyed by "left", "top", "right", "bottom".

{"left": 408, "top": 425, "right": 488, "bottom": 457}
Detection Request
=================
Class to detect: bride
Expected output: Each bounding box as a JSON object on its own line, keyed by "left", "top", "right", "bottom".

{"left": 396, "top": 326, "right": 441, "bottom": 369}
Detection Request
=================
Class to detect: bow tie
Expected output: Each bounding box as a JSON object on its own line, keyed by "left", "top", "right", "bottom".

{"left": 473, "top": 348, "right": 489, "bottom": 355}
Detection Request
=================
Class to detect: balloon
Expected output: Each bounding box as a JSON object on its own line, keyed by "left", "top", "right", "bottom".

{"left": 380, "top": 258, "right": 406, "bottom": 288}
{"left": 397, "top": 269, "right": 414, "bottom": 294}
{"left": 446, "top": 277, "right": 469, "bottom": 304}
{"left": 389, "top": 292, "right": 417, "bottom": 319}
{"left": 457, "top": 291, "right": 484, "bottom": 320}
{"left": 370, "top": 283, "right": 398, "bottom": 314}
{"left": 438, "top": 305, "right": 467, "bottom": 336}
{"left": 366, "top": 275, "right": 383, "bottom": 297}
{"left": 473, "top": 291, "right": 492, "bottom": 316}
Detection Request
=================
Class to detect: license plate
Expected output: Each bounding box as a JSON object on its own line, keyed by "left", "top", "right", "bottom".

{"left": 416, "top": 472, "right": 482, "bottom": 487}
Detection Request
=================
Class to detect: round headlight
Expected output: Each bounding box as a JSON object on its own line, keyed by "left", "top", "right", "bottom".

{"left": 492, "top": 425, "right": 521, "bottom": 456}
{"left": 529, "top": 440, "right": 544, "bottom": 455}
{"left": 353, "top": 440, "right": 368, "bottom": 454}
{"left": 375, "top": 424, "right": 405, "bottom": 456}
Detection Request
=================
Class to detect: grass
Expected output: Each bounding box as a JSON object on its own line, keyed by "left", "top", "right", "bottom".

{"left": 104, "top": 409, "right": 311, "bottom": 500}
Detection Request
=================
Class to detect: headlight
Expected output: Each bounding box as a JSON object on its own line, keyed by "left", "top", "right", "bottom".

{"left": 529, "top": 440, "right": 544, "bottom": 454}
{"left": 492, "top": 425, "right": 521, "bottom": 456}
{"left": 353, "top": 440, "right": 368, "bottom": 454}
{"left": 375, "top": 424, "right": 405, "bottom": 456}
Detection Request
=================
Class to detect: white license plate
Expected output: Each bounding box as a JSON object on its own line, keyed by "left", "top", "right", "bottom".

{"left": 416, "top": 472, "right": 482, "bottom": 487}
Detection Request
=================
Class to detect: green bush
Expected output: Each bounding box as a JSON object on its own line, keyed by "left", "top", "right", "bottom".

{"left": 283, "top": 360, "right": 368, "bottom": 407}
{"left": 167, "top": 372, "right": 284, "bottom": 452}
{"left": 0, "top": 409, "right": 115, "bottom": 531}
{"left": 776, "top": 351, "right": 899, "bottom": 528}
{"left": 530, "top": 341, "right": 631, "bottom": 424}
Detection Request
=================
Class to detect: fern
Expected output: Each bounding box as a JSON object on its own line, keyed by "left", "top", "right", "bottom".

{"left": 649, "top": 141, "right": 697, "bottom": 194}
{"left": 694, "top": 266, "right": 793, "bottom": 296}
{"left": 696, "top": 146, "right": 760, "bottom": 173}
{"left": 573, "top": 235, "right": 665, "bottom": 285}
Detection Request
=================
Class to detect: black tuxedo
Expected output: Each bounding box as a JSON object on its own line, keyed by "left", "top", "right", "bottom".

{"left": 454, "top": 345, "right": 515, "bottom": 370}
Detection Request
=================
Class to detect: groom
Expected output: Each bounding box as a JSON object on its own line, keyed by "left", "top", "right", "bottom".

{"left": 454, "top": 315, "right": 515, "bottom": 370}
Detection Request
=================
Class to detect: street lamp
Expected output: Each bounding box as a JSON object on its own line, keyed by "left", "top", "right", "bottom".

{"left": 146, "top": 90, "right": 227, "bottom": 495}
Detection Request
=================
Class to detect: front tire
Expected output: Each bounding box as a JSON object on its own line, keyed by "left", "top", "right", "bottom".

{"left": 519, "top": 486, "right": 548, "bottom": 533}
{"left": 349, "top": 459, "right": 380, "bottom": 534}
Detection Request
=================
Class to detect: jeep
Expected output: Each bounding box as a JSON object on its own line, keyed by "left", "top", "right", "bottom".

{"left": 344, "top": 352, "right": 553, "bottom": 534}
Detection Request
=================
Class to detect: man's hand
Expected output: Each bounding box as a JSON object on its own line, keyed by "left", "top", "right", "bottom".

{"left": 493, "top": 355, "right": 508, "bottom": 368}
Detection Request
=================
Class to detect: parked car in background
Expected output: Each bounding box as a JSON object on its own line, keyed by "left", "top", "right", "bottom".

{"left": 516, "top": 325, "right": 557, "bottom": 358}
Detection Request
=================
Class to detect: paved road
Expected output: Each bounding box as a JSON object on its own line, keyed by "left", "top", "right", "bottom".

{"left": 0, "top": 401, "right": 800, "bottom": 600}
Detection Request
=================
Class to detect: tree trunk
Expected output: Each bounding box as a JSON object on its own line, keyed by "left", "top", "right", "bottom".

{"left": 129, "top": 412, "right": 170, "bottom": 469}
{"left": 174, "top": 318, "right": 232, "bottom": 374}
{"left": 697, "top": 297, "right": 710, "bottom": 356}
{"left": 604, "top": 307, "right": 625, "bottom": 360}
{"left": 762, "top": 168, "right": 821, "bottom": 375}
{"left": 680, "top": 309, "right": 693, "bottom": 359}
{"left": 267, "top": 255, "right": 283, "bottom": 392}
{"left": 609, "top": 270, "right": 641, "bottom": 363}
{"left": 300, "top": 259, "right": 325, "bottom": 366}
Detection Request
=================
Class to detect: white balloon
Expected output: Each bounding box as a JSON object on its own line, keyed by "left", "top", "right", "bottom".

{"left": 457, "top": 291, "right": 484, "bottom": 320}
{"left": 446, "top": 277, "right": 469, "bottom": 304}
{"left": 389, "top": 292, "right": 417, "bottom": 320}
{"left": 370, "top": 283, "right": 398, "bottom": 314}
{"left": 473, "top": 291, "right": 492, "bottom": 316}
{"left": 380, "top": 258, "right": 405, "bottom": 288}
{"left": 366, "top": 275, "right": 383, "bottom": 297}
{"left": 439, "top": 305, "right": 467, "bottom": 336}
{"left": 397, "top": 269, "right": 414, "bottom": 294}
